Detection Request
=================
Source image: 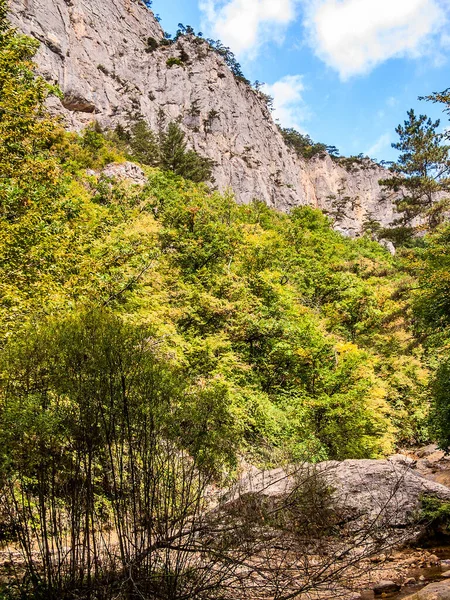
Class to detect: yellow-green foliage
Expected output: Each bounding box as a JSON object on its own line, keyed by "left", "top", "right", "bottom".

{"left": 0, "top": 9, "right": 429, "bottom": 469}
{"left": 0, "top": 156, "right": 429, "bottom": 462}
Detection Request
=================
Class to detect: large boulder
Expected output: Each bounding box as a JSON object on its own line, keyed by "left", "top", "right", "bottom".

{"left": 373, "top": 580, "right": 401, "bottom": 595}
{"left": 403, "top": 579, "right": 450, "bottom": 599}
{"left": 322, "top": 459, "right": 450, "bottom": 527}
{"left": 225, "top": 459, "right": 450, "bottom": 532}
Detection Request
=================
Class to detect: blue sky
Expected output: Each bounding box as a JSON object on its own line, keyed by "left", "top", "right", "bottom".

{"left": 151, "top": 0, "right": 450, "bottom": 162}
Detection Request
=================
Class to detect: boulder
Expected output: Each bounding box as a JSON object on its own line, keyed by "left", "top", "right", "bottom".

{"left": 417, "top": 445, "right": 440, "bottom": 459}
{"left": 101, "top": 162, "right": 147, "bottom": 185}
{"left": 373, "top": 580, "right": 400, "bottom": 595}
{"left": 379, "top": 239, "right": 396, "bottom": 256}
{"left": 403, "top": 579, "right": 450, "bottom": 599}
{"left": 225, "top": 459, "right": 450, "bottom": 534}
{"left": 389, "top": 453, "right": 417, "bottom": 467}
{"left": 85, "top": 162, "right": 147, "bottom": 186}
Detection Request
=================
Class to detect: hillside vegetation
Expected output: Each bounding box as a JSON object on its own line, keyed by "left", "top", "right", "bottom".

{"left": 6, "top": 4, "right": 450, "bottom": 598}
{"left": 0, "top": 5, "right": 429, "bottom": 473}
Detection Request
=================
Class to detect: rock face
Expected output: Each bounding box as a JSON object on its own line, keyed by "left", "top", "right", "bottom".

{"left": 322, "top": 459, "right": 450, "bottom": 526}
{"left": 228, "top": 459, "right": 450, "bottom": 530}
{"left": 9, "top": 0, "right": 400, "bottom": 235}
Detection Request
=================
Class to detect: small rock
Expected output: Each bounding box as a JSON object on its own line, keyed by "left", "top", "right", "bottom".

{"left": 416, "top": 444, "right": 439, "bottom": 458}
{"left": 404, "top": 578, "right": 417, "bottom": 586}
{"left": 441, "top": 571, "right": 450, "bottom": 578}
{"left": 429, "top": 555, "right": 440, "bottom": 564}
{"left": 373, "top": 581, "right": 401, "bottom": 595}
{"left": 371, "top": 554, "right": 387, "bottom": 564}
{"left": 419, "top": 575, "right": 426, "bottom": 582}
{"left": 389, "top": 454, "right": 417, "bottom": 467}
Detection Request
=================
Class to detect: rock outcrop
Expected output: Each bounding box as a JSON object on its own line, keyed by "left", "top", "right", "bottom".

{"left": 9, "top": 0, "right": 400, "bottom": 235}
{"left": 403, "top": 579, "right": 450, "bottom": 599}
{"left": 227, "top": 459, "right": 450, "bottom": 531}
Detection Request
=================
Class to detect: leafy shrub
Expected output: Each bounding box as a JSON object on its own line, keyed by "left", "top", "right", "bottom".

{"left": 279, "top": 127, "right": 328, "bottom": 160}
{"left": 145, "top": 36, "right": 159, "bottom": 52}
{"left": 166, "top": 56, "right": 183, "bottom": 68}
{"left": 420, "top": 496, "right": 450, "bottom": 538}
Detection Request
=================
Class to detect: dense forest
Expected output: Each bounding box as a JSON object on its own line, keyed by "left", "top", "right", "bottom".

{"left": 2, "top": 2, "right": 450, "bottom": 598}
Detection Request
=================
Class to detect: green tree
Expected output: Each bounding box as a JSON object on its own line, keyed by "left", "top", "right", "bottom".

{"left": 430, "top": 357, "right": 450, "bottom": 451}
{"left": 129, "top": 119, "right": 160, "bottom": 166}
{"left": 126, "top": 119, "right": 214, "bottom": 183}
{"left": 160, "top": 121, "right": 213, "bottom": 182}
{"left": 380, "top": 109, "right": 450, "bottom": 234}
{"left": 410, "top": 224, "right": 450, "bottom": 449}
{"left": 279, "top": 127, "right": 327, "bottom": 160}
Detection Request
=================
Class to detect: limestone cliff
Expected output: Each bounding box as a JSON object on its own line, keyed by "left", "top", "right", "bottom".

{"left": 9, "top": 0, "right": 399, "bottom": 235}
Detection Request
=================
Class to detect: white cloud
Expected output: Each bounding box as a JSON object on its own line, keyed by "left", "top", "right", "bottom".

{"left": 365, "top": 133, "right": 391, "bottom": 158}
{"left": 199, "top": 0, "right": 297, "bottom": 57}
{"left": 302, "top": 0, "right": 447, "bottom": 79}
{"left": 262, "top": 75, "right": 308, "bottom": 131}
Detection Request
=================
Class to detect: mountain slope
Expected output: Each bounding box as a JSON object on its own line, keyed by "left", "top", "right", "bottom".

{"left": 9, "top": 0, "right": 399, "bottom": 235}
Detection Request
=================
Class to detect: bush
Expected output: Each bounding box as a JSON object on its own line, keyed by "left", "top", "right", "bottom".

{"left": 166, "top": 56, "right": 183, "bottom": 68}
{"left": 279, "top": 127, "right": 327, "bottom": 160}
{"left": 145, "top": 36, "right": 159, "bottom": 53}
{"left": 420, "top": 496, "right": 450, "bottom": 538}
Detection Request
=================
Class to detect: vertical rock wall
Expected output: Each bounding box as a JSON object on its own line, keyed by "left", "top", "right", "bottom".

{"left": 9, "top": 0, "right": 399, "bottom": 235}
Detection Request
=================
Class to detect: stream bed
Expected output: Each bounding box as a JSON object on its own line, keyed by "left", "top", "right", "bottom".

{"left": 359, "top": 547, "right": 450, "bottom": 599}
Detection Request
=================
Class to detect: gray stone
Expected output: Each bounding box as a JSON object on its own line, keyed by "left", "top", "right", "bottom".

{"left": 225, "top": 459, "right": 450, "bottom": 532}
{"left": 389, "top": 454, "right": 417, "bottom": 467}
{"left": 403, "top": 579, "right": 450, "bottom": 599}
{"left": 379, "top": 238, "right": 396, "bottom": 255}
{"left": 373, "top": 580, "right": 400, "bottom": 595}
{"left": 101, "top": 161, "right": 147, "bottom": 184}
{"left": 417, "top": 445, "right": 440, "bottom": 458}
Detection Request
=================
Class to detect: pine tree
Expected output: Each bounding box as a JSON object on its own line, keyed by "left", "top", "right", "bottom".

{"left": 125, "top": 118, "right": 213, "bottom": 183}
{"left": 129, "top": 120, "right": 160, "bottom": 166}
{"left": 159, "top": 122, "right": 213, "bottom": 183}
{"left": 421, "top": 88, "right": 450, "bottom": 119}
{"left": 380, "top": 109, "right": 450, "bottom": 232}
{"left": 159, "top": 121, "right": 188, "bottom": 173}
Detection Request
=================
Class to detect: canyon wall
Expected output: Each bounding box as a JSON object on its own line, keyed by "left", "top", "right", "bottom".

{"left": 9, "top": 0, "right": 399, "bottom": 235}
